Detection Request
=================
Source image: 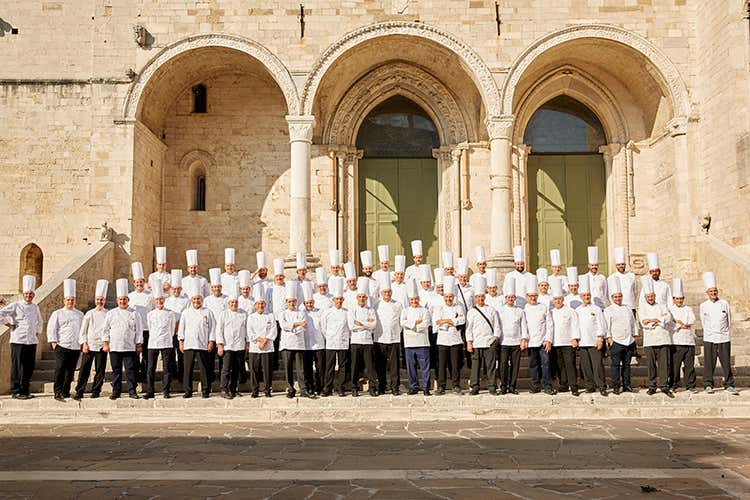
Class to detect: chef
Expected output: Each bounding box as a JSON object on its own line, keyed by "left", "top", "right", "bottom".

{"left": 279, "top": 281, "right": 313, "bottom": 398}
{"left": 524, "top": 274, "right": 554, "bottom": 394}
{"left": 373, "top": 272, "right": 403, "bottom": 396}
{"left": 504, "top": 245, "right": 531, "bottom": 291}
{"left": 145, "top": 278, "right": 177, "bottom": 399}
{"left": 638, "top": 276, "right": 674, "bottom": 397}
{"left": 669, "top": 278, "right": 696, "bottom": 393}
{"left": 372, "top": 244, "right": 391, "bottom": 283}
{"left": 470, "top": 245, "right": 487, "bottom": 289}
{"left": 148, "top": 246, "right": 171, "bottom": 290}
{"left": 700, "top": 272, "right": 737, "bottom": 395}
{"left": 498, "top": 276, "right": 529, "bottom": 395}
{"left": 320, "top": 277, "right": 350, "bottom": 397}
{"left": 204, "top": 267, "right": 228, "bottom": 384}
{"left": 391, "top": 255, "right": 409, "bottom": 308}
{"left": 433, "top": 275, "right": 465, "bottom": 395}
{"left": 400, "top": 279, "right": 432, "bottom": 395}
{"left": 405, "top": 240, "right": 424, "bottom": 282}
{"left": 604, "top": 276, "right": 638, "bottom": 394}
{"left": 466, "top": 275, "right": 501, "bottom": 395}
{"left": 638, "top": 252, "right": 672, "bottom": 307}
{"left": 313, "top": 267, "right": 333, "bottom": 311}
{"left": 73, "top": 279, "right": 109, "bottom": 400}
{"left": 247, "top": 282, "right": 277, "bottom": 398}
{"left": 164, "top": 269, "right": 189, "bottom": 379}
{"left": 347, "top": 277, "right": 379, "bottom": 397}
{"left": 220, "top": 247, "right": 238, "bottom": 291}
{"left": 563, "top": 267, "right": 582, "bottom": 309}
{"left": 215, "top": 283, "right": 248, "bottom": 399}
{"left": 183, "top": 249, "right": 210, "bottom": 298}
{"left": 129, "top": 261, "right": 154, "bottom": 383}
{"left": 301, "top": 281, "right": 325, "bottom": 396}
{"left": 608, "top": 247, "right": 637, "bottom": 313}
{"left": 47, "top": 279, "right": 83, "bottom": 402}
{"left": 102, "top": 278, "right": 143, "bottom": 400}
{"left": 549, "top": 249, "right": 568, "bottom": 291}
{"left": 584, "top": 246, "right": 608, "bottom": 309}
{"left": 550, "top": 277, "right": 580, "bottom": 396}
{"left": 177, "top": 281, "right": 216, "bottom": 399}
{"left": 576, "top": 275, "right": 607, "bottom": 396}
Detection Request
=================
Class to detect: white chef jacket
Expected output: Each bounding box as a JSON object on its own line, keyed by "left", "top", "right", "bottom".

{"left": 604, "top": 303, "right": 637, "bottom": 346}
{"left": 374, "top": 299, "right": 403, "bottom": 344}
{"left": 183, "top": 274, "right": 210, "bottom": 298}
{"left": 313, "top": 292, "right": 333, "bottom": 311}
{"left": 404, "top": 264, "right": 420, "bottom": 283}
{"left": 247, "top": 312, "right": 277, "bottom": 354}
{"left": 391, "top": 281, "right": 409, "bottom": 308}
{"left": 303, "top": 308, "right": 325, "bottom": 350}
{"left": 321, "top": 307, "right": 350, "bottom": 350}
{"left": 220, "top": 272, "right": 238, "bottom": 293}
{"left": 279, "top": 308, "right": 307, "bottom": 350}
{"left": 465, "top": 304, "right": 501, "bottom": 348}
{"left": 638, "top": 302, "right": 672, "bottom": 347}
{"left": 486, "top": 294, "right": 504, "bottom": 313}
{"left": 504, "top": 270, "right": 531, "bottom": 291}
{"left": 177, "top": 306, "right": 216, "bottom": 350}
{"left": 164, "top": 295, "right": 189, "bottom": 324}
{"left": 537, "top": 293, "right": 553, "bottom": 310}
{"left": 204, "top": 294, "right": 228, "bottom": 322}
{"left": 400, "top": 306, "right": 431, "bottom": 348}
{"left": 291, "top": 278, "right": 313, "bottom": 305}
{"left": 639, "top": 279, "right": 672, "bottom": 308}
{"left": 148, "top": 271, "right": 171, "bottom": 288}
{"left": 79, "top": 308, "right": 108, "bottom": 351}
{"left": 564, "top": 293, "right": 583, "bottom": 310}
{"left": 238, "top": 295, "right": 256, "bottom": 315}
{"left": 432, "top": 303, "right": 465, "bottom": 346}
{"left": 456, "top": 284, "right": 474, "bottom": 312}
{"left": 551, "top": 305, "right": 580, "bottom": 347}
{"left": 102, "top": 307, "right": 143, "bottom": 352}
{"left": 47, "top": 307, "right": 84, "bottom": 349}
{"left": 128, "top": 290, "right": 154, "bottom": 331}
{"left": 271, "top": 284, "right": 287, "bottom": 321}
{"left": 417, "top": 287, "right": 434, "bottom": 311}
{"left": 372, "top": 269, "right": 392, "bottom": 283}
{"left": 524, "top": 302, "right": 553, "bottom": 347}
{"left": 347, "top": 305, "right": 377, "bottom": 345}
{"left": 608, "top": 272, "right": 637, "bottom": 309}
{"left": 576, "top": 304, "right": 605, "bottom": 347}
{"left": 146, "top": 307, "right": 176, "bottom": 349}
{"left": 469, "top": 272, "right": 487, "bottom": 291}
{"left": 669, "top": 304, "right": 695, "bottom": 346}
{"left": 1, "top": 301, "right": 42, "bottom": 345}
{"left": 498, "top": 304, "right": 529, "bottom": 346}
{"left": 700, "top": 299, "right": 731, "bottom": 344}
{"left": 585, "top": 272, "right": 609, "bottom": 309}
{"left": 216, "top": 309, "right": 248, "bottom": 351}
{"left": 550, "top": 273, "right": 569, "bottom": 294}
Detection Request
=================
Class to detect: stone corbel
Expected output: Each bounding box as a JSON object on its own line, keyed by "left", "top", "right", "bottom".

{"left": 666, "top": 116, "right": 688, "bottom": 137}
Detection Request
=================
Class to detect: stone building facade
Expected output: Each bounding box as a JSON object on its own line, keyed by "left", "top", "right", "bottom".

{"left": 1, "top": 1, "right": 749, "bottom": 305}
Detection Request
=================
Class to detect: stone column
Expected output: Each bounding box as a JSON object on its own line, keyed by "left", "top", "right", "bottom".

{"left": 599, "top": 143, "right": 624, "bottom": 271}
{"left": 433, "top": 147, "right": 456, "bottom": 255}
{"left": 486, "top": 116, "right": 515, "bottom": 271}
{"left": 516, "top": 144, "right": 531, "bottom": 251}
{"left": 286, "top": 115, "right": 317, "bottom": 266}
{"left": 667, "top": 116, "right": 691, "bottom": 274}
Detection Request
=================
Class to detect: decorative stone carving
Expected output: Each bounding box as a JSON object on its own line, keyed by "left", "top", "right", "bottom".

{"left": 100, "top": 222, "right": 115, "bottom": 242}
{"left": 630, "top": 252, "right": 648, "bottom": 275}
{"left": 286, "top": 116, "right": 315, "bottom": 143}
{"left": 485, "top": 116, "right": 514, "bottom": 140}
{"left": 133, "top": 25, "right": 148, "bottom": 47}
{"left": 700, "top": 213, "right": 712, "bottom": 234}
{"left": 301, "top": 21, "right": 502, "bottom": 118}
{"left": 123, "top": 33, "right": 300, "bottom": 120}
{"left": 179, "top": 149, "right": 215, "bottom": 171}
{"left": 666, "top": 116, "right": 688, "bottom": 137}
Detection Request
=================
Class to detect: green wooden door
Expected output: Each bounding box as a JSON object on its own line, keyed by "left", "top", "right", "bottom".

{"left": 528, "top": 154, "right": 608, "bottom": 274}
{"left": 359, "top": 158, "right": 439, "bottom": 268}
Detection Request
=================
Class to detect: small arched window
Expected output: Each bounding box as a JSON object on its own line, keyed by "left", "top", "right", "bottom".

{"left": 192, "top": 84, "right": 207, "bottom": 113}
{"left": 190, "top": 163, "right": 207, "bottom": 211}
{"left": 19, "top": 243, "right": 43, "bottom": 292}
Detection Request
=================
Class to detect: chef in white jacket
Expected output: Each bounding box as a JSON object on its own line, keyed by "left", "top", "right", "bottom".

{"left": 638, "top": 252, "right": 672, "bottom": 307}
{"left": 455, "top": 257, "right": 474, "bottom": 369}
{"left": 669, "top": 278, "right": 696, "bottom": 392}
{"left": 466, "top": 275, "right": 501, "bottom": 395}
{"left": 343, "top": 262, "right": 360, "bottom": 310}
{"left": 129, "top": 262, "right": 154, "bottom": 383}
{"left": 391, "top": 255, "right": 409, "bottom": 308}
{"left": 237, "top": 269, "right": 255, "bottom": 313}
{"left": 204, "top": 267, "right": 228, "bottom": 384}
{"left": 216, "top": 283, "right": 248, "bottom": 399}
{"left": 73, "top": 279, "right": 109, "bottom": 400}
{"left": 148, "top": 246, "right": 171, "bottom": 292}
{"left": 405, "top": 240, "right": 424, "bottom": 282}
{"left": 604, "top": 276, "right": 638, "bottom": 394}
{"left": 608, "top": 247, "right": 637, "bottom": 313}
{"left": 535, "top": 268, "right": 553, "bottom": 310}
{"left": 374, "top": 272, "right": 403, "bottom": 395}
{"left": 563, "top": 267, "right": 582, "bottom": 309}
{"left": 359, "top": 250, "right": 380, "bottom": 299}
{"left": 327, "top": 249, "right": 342, "bottom": 281}
{"left": 301, "top": 280, "right": 325, "bottom": 396}
{"left": 433, "top": 275, "right": 465, "bottom": 395}
{"left": 549, "top": 249, "right": 568, "bottom": 292}
{"left": 584, "top": 246, "right": 608, "bottom": 309}
{"left": 372, "top": 244, "right": 391, "bottom": 283}
{"left": 498, "top": 276, "right": 529, "bottom": 395}
{"left": 252, "top": 251, "right": 272, "bottom": 295}
{"left": 348, "top": 277, "right": 379, "bottom": 397}
{"left": 279, "top": 281, "right": 312, "bottom": 398}
{"left": 103, "top": 278, "right": 143, "bottom": 400}
{"left": 321, "top": 277, "right": 350, "bottom": 396}
{"left": 638, "top": 276, "right": 674, "bottom": 397}
{"left": 270, "top": 257, "right": 287, "bottom": 370}
{"left": 247, "top": 282, "right": 276, "bottom": 398}
{"left": 177, "top": 281, "right": 216, "bottom": 399}
{"left": 469, "top": 245, "right": 488, "bottom": 289}
{"left": 485, "top": 269, "right": 504, "bottom": 312}
{"left": 400, "top": 279, "right": 432, "bottom": 395}
{"left": 550, "top": 277, "right": 580, "bottom": 396}
{"left": 182, "top": 249, "right": 210, "bottom": 298}
{"left": 313, "top": 267, "right": 333, "bottom": 311}
{"left": 47, "top": 279, "right": 84, "bottom": 401}
{"left": 145, "top": 279, "right": 177, "bottom": 399}
{"left": 1, "top": 275, "right": 43, "bottom": 399}
{"left": 165, "top": 269, "right": 189, "bottom": 379}
{"left": 700, "top": 272, "right": 737, "bottom": 394}
{"left": 576, "top": 275, "right": 607, "bottom": 395}
{"left": 524, "top": 274, "right": 555, "bottom": 394}
{"left": 504, "top": 245, "right": 531, "bottom": 292}
{"left": 220, "top": 247, "right": 238, "bottom": 292}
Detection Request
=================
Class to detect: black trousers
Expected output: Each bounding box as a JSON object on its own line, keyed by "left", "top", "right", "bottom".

{"left": 470, "top": 346, "right": 497, "bottom": 391}
{"left": 579, "top": 346, "right": 605, "bottom": 391}
{"left": 183, "top": 349, "right": 212, "bottom": 396}
{"left": 53, "top": 346, "right": 80, "bottom": 397}
{"left": 458, "top": 324, "right": 471, "bottom": 369}
{"left": 109, "top": 351, "right": 137, "bottom": 396}
{"left": 500, "top": 345, "right": 521, "bottom": 391}
{"left": 10, "top": 343, "right": 36, "bottom": 396}
{"left": 305, "top": 349, "right": 326, "bottom": 394}
{"left": 437, "top": 344, "right": 463, "bottom": 390}
{"left": 136, "top": 330, "right": 149, "bottom": 381}
{"left": 284, "top": 349, "right": 308, "bottom": 393}
{"left": 671, "top": 345, "right": 696, "bottom": 390}
{"left": 273, "top": 322, "right": 282, "bottom": 371}
{"left": 248, "top": 352, "right": 273, "bottom": 393}
{"left": 324, "top": 349, "right": 350, "bottom": 394}
{"left": 428, "top": 327, "right": 438, "bottom": 376}
{"left": 350, "top": 344, "right": 377, "bottom": 391}
{"left": 609, "top": 341, "right": 636, "bottom": 389}
{"left": 555, "top": 346, "right": 578, "bottom": 391}
{"left": 374, "top": 342, "right": 401, "bottom": 393}
{"left": 173, "top": 334, "right": 184, "bottom": 379}
{"left": 75, "top": 349, "right": 107, "bottom": 396}
{"left": 645, "top": 345, "right": 670, "bottom": 391}
{"left": 220, "top": 350, "right": 244, "bottom": 394}
{"left": 703, "top": 341, "right": 735, "bottom": 389}
{"left": 147, "top": 347, "right": 175, "bottom": 395}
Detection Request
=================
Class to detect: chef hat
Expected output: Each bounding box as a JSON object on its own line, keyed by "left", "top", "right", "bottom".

{"left": 186, "top": 249, "right": 198, "bottom": 267}
{"left": 536, "top": 268, "right": 549, "bottom": 284}
{"left": 442, "top": 251, "right": 454, "bottom": 269}
{"left": 21, "top": 275, "right": 36, "bottom": 293}
{"left": 95, "top": 279, "right": 108, "bottom": 299}
{"left": 224, "top": 248, "right": 236, "bottom": 265}
{"left": 344, "top": 262, "right": 356, "bottom": 280}
{"left": 329, "top": 277, "right": 345, "bottom": 298}
{"left": 302, "top": 281, "right": 315, "bottom": 302}
{"left": 474, "top": 246, "right": 486, "bottom": 263}
{"left": 252, "top": 282, "right": 264, "bottom": 302}
{"left": 515, "top": 275, "right": 527, "bottom": 297}
{"left": 226, "top": 282, "right": 239, "bottom": 301}
{"left": 273, "top": 258, "right": 285, "bottom": 276}
{"left": 411, "top": 240, "right": 423, "bottom": 257}
{"left": 328, "top": 249, "right": 341, "bottom": 267}
{"left": 296, "top": 252, "right": 307, "bottom": 270}
{"left": 550, "top": 249, "right": 561, "bottom": 267}
{"left": 360, "top": 250, "right": 373, "bottom": 268}
{"left": 486, "top": 268, "right": 497, "bottom": 287}
{"left": 613, "top": 247, "right": 626, "bottom": 265}
{"left": 503, "top": 276, "right": 516, "bottom": 296}
{"left": 433, "top": 268, "right": 444, "bottom": 286}
{"left": 131, "top": 262, "right": 144, "bottom": 281}
{"left": 116, "top": 278, "right": 129, "bottom": 298}
{"left": 566, "top": 267, "right": 579, "bottom": 285}
{"left": 155, "top": 247, "right": 167, "bottom": 265}
{"left": 238, "top": 270, "right": 251, "bottom": 288}
{"left": 150, "top": 279, "right": 163, "bottom": 299}
{"left": 356, "top": 277, "right": 369, "bottom": 295}
{"left": 456, "top": 257, "right": 468, "bottom": 276}
{"left": 171, "top": 269, "right": 183, "bottom": 288}
{"left": 550, "top": 277, "right": 564, "bottom": 298}
{"left": 209, "top": 268, "right": 221, "bottom": 287}
{"left": 640, "top": 275, "right": 655, "bottom": 295}
{"left": 419, "top": 264, "right": 432, "bottom": 283}
{"left": 256, "top": 251, "right": 267, "bottom": 269}
{"left": 672, "top": 278, "right": 684, "bottom": 298}
{"left": 189, "top": 280, "right": 203, "bottom": 298}
{"left": 63, "top": 278, "right": 77, "bottom": 298}
{"left": 587, "top": 246, "right": 599, "bottom": 265}
{"left": 442, "top": 275, "right": 456, "bottom": 295}
{"left": 473, "top": 275, "right": 487, "bottom": 295}
{"left": 608, "top": 275, "right": 622, "bottom": 296}
{"left": 526, "top": 275, "right": 538, "bottom": 294}
{"left": 377, "top": 245, "right": 389, "bottom": 263}
{"left": 513, "top": 245, "right": 525, "bottom": 263}
{"left": 406, "top": 278, "right": 419, "bottom": 299}
{"left": 578, "top": 274, "right": 590, "bottom": 294}
{"left": 647, "top": 252, "right": 659, "bottom": 270}
{"left": 702, "top": 271, "right": 717, "bottom": 290}
{"left": 285, "top": 281, "right": 298, "bottom": 300}
{"left": 394, "top": 255, "right": 406, "bottom": 273}
{"left": 316, "top": 267, "right": 328, "bottom": 286}
{"left": 377, "top": 272, "right": 392, "bottom": 291}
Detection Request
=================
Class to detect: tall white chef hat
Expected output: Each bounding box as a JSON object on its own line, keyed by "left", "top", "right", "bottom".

{"left": 550, "top": 249, "right": 561, "bottom": 267}
{"left": 256, "top": 251, "right": 267, "bottom": 269}
{"left": 433, "top": 268, "right": 444, "bottom": 286}
{"left": 302, "top": 281, "right": 315, "bottom": 302}
{"left": 131, "top": 262, "right": 144, "bottom": 281}
{"left": 515, "top": 275, "right": 527, "bottom": 297}
{"left": 209, "top": 268, "right": 221, "bottom": 287}
{"left": 296, "top": 252, "right": 307, "bottom": 270}
{"left": 536, "top": 268, "right": 549, "bottom": 284}
{"left": 252, "top": 282, "right": 264, "bottom": 302}
{"left": 550, "top": 277, "right": 564, "bottom": 298}
{"left": 95, "top": 279, "right": 108, "bottom": 299}
{"left": 150, "top": 279, "right": 162, "bottom": 299}
{"left": 377, "top": 272, "right": 392, "bottom": 291}
{"left": 224, "top": 248, "right": 236, "bottom": 265}
{"left": 21, "top": 275, "right": 36, "bottom": 294}
{"left": 473, "top": 275, "right": 487, "bottom": 295}
{"left": 356, "top": 277, "right": 369, "bottom": 295}
{"left": 613, "top": 247, "right": 626, "bottom": 265}
{"left": 155, "top": 246, "right": 167, "bottom": 265}
{"left": 587, "top": 246, "right": 599, "bottom": 265}
{"left": 377, "top": 245, "right": 389, "bottom": 263}
{"left": 672, "top": 278, "right": 684, "bottom": 298}
{"left": 171, "top": 269, "right": 183, "bottom": 288}
{"left": 578, "top": 274, "right": 590, "bottom": 294}
{"left": 285, "top": 281, "right": 298, "bottom": 301}
{"left": 239, "top": 269, "right": 251, "bottom": 288}
{"left": 189, "top": 280, "right": 204, "bottom": 298}
{"left": 566, "top": 267, "right": 579, "bottom": 285}
{"left": 394, "top": 255, "right": 406, "bottom": 273}
{"left": 329, "top": 277, "right": 345, "bottom": 298}
{"left": 360, "top": 250, "right": 373, "bottom": 268}
{"left": 647, "top": 252, "right": 659, "bottom": 270}
{"left": 411, "top": 240, "right": 423, "bottom": 257}
{"left": 486, "top": 268, "right": 497, "bottom": 287}
{"left": 640, "top": 275, "right": 655, "bottom": 295}
{"left": 344, "top": 262, "right": 356, "bottom": 281}
{"left": 442, "top": 251, "right": 454, "bottom": 269}
{"left": 116, "top": 278, "right": 129, "bottom": 298}
{"left": 273, "top": 258, "right": 285, "bottom": 276}
{"left": 185, "top": 249, "right": 198, "bottom": 267}
{"left": 406, "top": 278, "right": 419, "bottom": 299}
{"left": 419, "top": 264, "right": 432, "bottom": 283}
{"left": 442, "top": 275, "right": 456, "bottom": 295}
{"left": 526, "top": 275, "right": 538, "bottom": 295}
{"left": 503, "top": 276, "right": 516, "bottom": 296}
{"left": 63, "top": 278, "right": 77, "bottom": 298}
{"left": 474, "top": 246, "right": 486, "bottom": 263}
{"left": 702, "top": 271, "right": 717, "bottom": 290}
{"left": 226, "top": 282, "right": 239, "bottom": 301}
{"left": 328, "top": 249, "right": 341, "bottom": 267}
{"left": 456, "top": 257, "right": 468, "bottom": 276}
{"left": 608, "top": 275, "right": 622, "bottom": 296}
{"left": 316, "top": 267, "right": 328, "bottom": 286}
{"left": 513, "top": 245, "right": 525, "bottom": 263}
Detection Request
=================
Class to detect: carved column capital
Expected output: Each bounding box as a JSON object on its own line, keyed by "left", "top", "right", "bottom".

{"left": 485, "top": 115, "right": 514, "bottom": 140}
{"left": 286, "top": 115, "right": 316, "bottom": 143}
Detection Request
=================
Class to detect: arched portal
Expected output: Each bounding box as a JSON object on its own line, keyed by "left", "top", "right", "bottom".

{"left": 525, "top": 96, "right": 609, "bottom": 274}
{"left": 19, "top": 243, "right": 43, "bottom": 292}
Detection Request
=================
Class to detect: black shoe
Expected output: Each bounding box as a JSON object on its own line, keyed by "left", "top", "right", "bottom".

{"left": 352, "top": 389, "right": 360, "bottom": 397}
{"left": 500, "top": 388, "right": 507, "bottom": 395}
{"left": 613, "top": 388, "right": 621, "bottom": 395}
{"left": 264, "top": 391, "right": 272, "bottom": 398}
{"left": 129, "top": 393, "right": 140, "bottom": 399}
{"left": 90, "top": 393, "right": 100, "bottom": 399}
{"left": 544, "top": 388, "right": 557, "bottom": 395}
{"left": 392, "top": 389, "right": 400, "bottom": 396}
{"left": 183, "top": 392, "right": 192, "bottom": 399}
{"left": 234, "top": 392, "right": 243, "bottom": 398}
{"left": 321, "top": 391, "right": 331, "bottom": 397}
{"left": 338, "top": 391, "right": 346, "bottom": 397}
{"left": 509, "top": 388, "right": 519, "bottom": 395}
{"left": 452, "top": 387, "right": 462, "bottom": 395}
{"left": 221, "top": 392, "right": 233, "bottom": 400}
{"left": 368, "top": 389, "right": 378, "bottom": 397}
{"left": 622, "top": 386, "right": 634, "bottom": 393}
{"left": 299, "top": 391, "right": 315, "bottom": 399}
{"left": 436, "top": 388, "right": 445, "bottom": 395}
{"left": 201, "top": 393, "right": 210, "bottom": 399}
{"left": 530, "top": 387, "right": 541, "bottom": 394}
{"left": 600, "top": 389, "right": 608, "bottom": 397}
{"left": 662, "top": 389, "right": 675, "bottom": 398}
{"left": 423, "top": 389, "right": 431, "bottom": 396}
{"left": 557, "top": 387, "right": 569, "bottom": 393}
{"left": 250, "top": 392, "right": 259, "bottom": 398}
{"left": 24, "top": 394, "right": 34, "bottom": 399}
{"left": 109, "top": 394, "right": 119, "bottom": 400}
{"left": 571, "top": 390, "right": 580, "bottom": 397}
{"left": 286, "top": 390, "right": 295, "bottom": 399}
{"left": 143, "top": 393, "right": 154, "bottom": 400}
{"left": 162, "top": 392, "right": 171, "bottom": 399}
{"left": 54, "top": 394, "right": 66, "bottom": 402}
{"left": 11, "top": 393, "right": 20, "bottom": 399}
{"left": 470, "top": 388, "right": 479, "bottom": 396}
{"left": 407, "top": 389, "right": 419, "bottom": 395}
{"left": 72, "top": 393, "right": 83, "bottom": 401}
{"left": 646, "top": 388, "right": 656, "bottom": 395}
{"left": 63, "top": 392, "right": 71, "bottom": 398}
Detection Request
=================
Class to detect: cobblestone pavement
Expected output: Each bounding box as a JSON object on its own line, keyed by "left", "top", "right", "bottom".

{"left": 1, "top": 419, "right": 749, "bottom": 498}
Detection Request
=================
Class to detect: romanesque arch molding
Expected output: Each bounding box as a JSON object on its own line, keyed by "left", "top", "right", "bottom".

{"left": 179, "top": 149, "right": 215, "bottom": 171}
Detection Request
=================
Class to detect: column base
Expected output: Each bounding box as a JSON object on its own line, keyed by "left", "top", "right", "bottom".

{"left": 283, "top": 253, "right": 321, "bottom": 276}
{"left": 486, "top": 253, "right": 516, "bottom": 280}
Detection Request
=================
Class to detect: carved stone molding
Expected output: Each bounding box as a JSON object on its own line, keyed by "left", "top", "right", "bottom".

{"left": 286, "top": 116, "right": 315, "bottom": 143}
{"left": 123, "top": 33, "right": 300, "bottom": 120}
{"left": 301, "top": 21, "right": 502, "bottom": 118}
{"left": 501, "top": 24, "right": 691, "bottom": 118}
{"left": 485, "top": 116, "right": 514, "bottom": 140}
{"left": 666, "top": 116, "right": 688, "bottom": 137}
{"left": 179, "top": 149, "right": 215, "bottom": 170}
